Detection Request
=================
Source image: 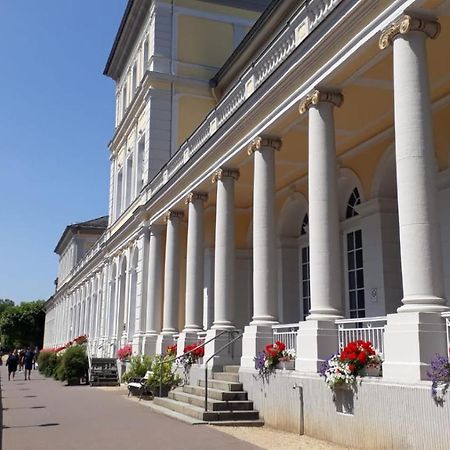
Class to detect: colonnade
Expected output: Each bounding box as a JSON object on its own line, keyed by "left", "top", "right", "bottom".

{"left": 45, "top": 13, "right": 449, "bottom": 381}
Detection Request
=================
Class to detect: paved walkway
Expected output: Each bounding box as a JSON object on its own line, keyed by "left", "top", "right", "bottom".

{"left": 1, "top": 366, "right": 260, "bottom": 450}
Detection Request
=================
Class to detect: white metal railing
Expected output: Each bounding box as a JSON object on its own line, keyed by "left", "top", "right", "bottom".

{"left": 442, "top": 312, "right": 450, "bottom": 359}
{"left": 335, "top": 316, "right": 387, "bottom": 355}
{"left": 272, "top": 323, "right": 299, "bottom": 352}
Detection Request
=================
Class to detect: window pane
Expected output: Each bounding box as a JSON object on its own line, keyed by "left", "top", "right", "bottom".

{"left": 349, "top": 271, "right": 355, "bottom": 290}
{"left": 356, "top": 269, "right": 364, "bottom": 288}
{"left": 348, "top": 252, "right": 355, "bottom": 270}
{"left": 349, "top": 291, "right": 357, "bottom": 309}
{"left": 347, "top": 233, "right": 354, "bottom": 251}
{"left": 357, "top": 290, "right": 365, "bottom": 309}
{"left": 356, "top": 249, "right": 363, "bottom": 268}
{"left": 355, "top": 230, "right": 362, "bottom": 248}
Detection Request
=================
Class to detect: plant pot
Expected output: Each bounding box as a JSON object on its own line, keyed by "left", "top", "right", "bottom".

{"left": 359, "top": 365, "right": 382, "bottom": 377}
{"left": 153, "top": 385, "right": 171, "bottom": 397}
{"left": 67, "top": 378, "right": 81, "bottom": 386}
{"left": 276, "top": 360, "right": 295, "bottom": 370}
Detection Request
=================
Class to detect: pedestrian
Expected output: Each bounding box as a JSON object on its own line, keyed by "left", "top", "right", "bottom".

{"left": 6, "top": 350, "right": 19, "bottom": 381}
{"left": 23, "top": 347, "right": 35, "bottom": 381}
{"left": 18, "top": 348, "right": 25, "bottom": 372}
{"left": 33, "top": 346, "right": 39, "bottom": 370}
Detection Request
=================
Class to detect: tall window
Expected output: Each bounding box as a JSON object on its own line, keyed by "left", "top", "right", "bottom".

{"left": 143, "top": 39, "right": 149, "bottom": 68}
{"left": 125, "top": 155, "right": 133, "bottom": 207}
{"left": 136, "top": 137, "right": 145, "bottom": 194}
{"left": 300, "top": 214, "right": 310, "bottom": 319}
{"left": 131, "top": 63, "right": 137, "bottom": 94}
{"left": 122, "top": 84, "right": 128, "bottom": 117}
{"left": 116, "top": 169, "right": 123, "bottom": 219}
{"left": 345, "top": 188, "right": 365, "bottom": 317}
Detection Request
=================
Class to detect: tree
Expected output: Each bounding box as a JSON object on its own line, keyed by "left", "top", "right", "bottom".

{"left": 0, "top": 300, "right": 46, "bottom": 349}
{"left": 0, "top": 299, "right": 14, "bottom": 315}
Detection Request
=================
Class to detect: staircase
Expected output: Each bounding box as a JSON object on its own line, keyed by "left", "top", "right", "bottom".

{"left": 89, "top": 358, "right": 120, "bottom": 386}
{"left": 153, "top": 365, "right": 263, "bottom": 425}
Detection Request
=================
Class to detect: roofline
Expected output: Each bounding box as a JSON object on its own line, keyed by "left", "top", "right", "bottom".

{"left": 210, "top": 0, "right": 300, "bottom": 91}
{"left": 103, "top": 0, "right": 135, "bottom": 76}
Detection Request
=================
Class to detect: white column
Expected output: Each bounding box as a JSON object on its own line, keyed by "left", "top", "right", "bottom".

{"left": 241, "top": 137, "right": 281, "bottom": 368}
{"left": 379, "top": 15, "right": 448, "bottom": 381}
{"left": 143, "top": 225, "right": 164, "bottom": 355}
{"left": 296, "top": 89, "right": 344, "bottom": 372}
{"left": 177, "top": 192, "right": 207, "bottom": 356}
{"left": 205, "top": 168, "right": 240, "bottom": 368}
{"left": 156, "top": 211, "right": 183, "bottom": 354}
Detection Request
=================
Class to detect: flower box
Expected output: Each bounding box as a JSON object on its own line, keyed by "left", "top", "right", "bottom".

{"left": 360, "top": 365, "right": 382, "bottom": 377}
{"left": 276, "top": 360, "right": 295, "bottom": 370}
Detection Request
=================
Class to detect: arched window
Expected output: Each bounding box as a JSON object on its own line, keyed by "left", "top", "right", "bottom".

{"left": 346, "top": 187, "right": 361, "bottom": 219}
{"left": 300, "top": 213, "right": 308, "bottom": 236}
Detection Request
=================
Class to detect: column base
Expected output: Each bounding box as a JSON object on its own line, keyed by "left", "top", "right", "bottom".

{"left": 204, "top": 329, "right": 241, "bottom": 369}
{"left": 176, "top": 331, "right": 203, "bottom": 357}
{"left": 142, "top": 334, "right": 159, "bottom": 356}
{"left": 156, "top": 333, "right": 177, "bottom": 356}
{"left": 241, "top": 324, "right": 273, "bottom": 369}
{"left": 382, "top": 312, "right": 447, "bottom": 382}
{"left": 397, "top": 295, "right": 450, "bottom": 313}
{"left": 132, "top": 333, "right": 145, "bottom": 355}
{"left": 295, "top": 320, "right": 338, "bottom": 373}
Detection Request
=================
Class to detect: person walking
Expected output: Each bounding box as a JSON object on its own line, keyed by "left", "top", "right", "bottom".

{"left": 6, "top": 350, "right": 19, "bottom": 381}
{"left": 23, "top": 347, "right": 35, "bottom": 380}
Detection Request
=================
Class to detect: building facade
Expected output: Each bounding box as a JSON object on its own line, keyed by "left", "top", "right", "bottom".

{"left": 44, "top": 0, "right": 450, "bottom": 447}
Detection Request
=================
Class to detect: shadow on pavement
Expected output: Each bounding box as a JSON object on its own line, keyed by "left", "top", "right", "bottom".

{"left": 3, "top": 423, "right": 59, "bottom": 429}
{"left": 2, "top": 406, "right": 46, "bottom": 411}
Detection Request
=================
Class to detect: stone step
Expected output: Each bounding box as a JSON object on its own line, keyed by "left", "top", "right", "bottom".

{"left": 153, "top": 397, "right": 260, "bottom": 422}
{"left": 198, "top": 379, "right": 243, "bottom": 392}
{"left": 223, "top": 365, "right": 240, "bottom": 374}
{"left": 212, "top": 372, "right": 240, "bottom": 382}
{"left": 169, "top": 390, "right": 253, "bottom": 411}
{"left": 182, "top": 385, "right": 248, "bottom": 401}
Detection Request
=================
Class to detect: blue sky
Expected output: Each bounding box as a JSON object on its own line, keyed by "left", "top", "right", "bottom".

{"left": 0, "top": 1, "right": 127, "bottom": 302}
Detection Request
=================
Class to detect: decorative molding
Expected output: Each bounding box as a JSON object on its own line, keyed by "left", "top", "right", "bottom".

{"left": 164, "top": 210, "right": 184, "bottom": 222}
{"left": 185, "top": 192, "right": 208, "bottom": 205}
{"left": 379, "top": 14, "right": 440, "bottom": 50}
{"left": 211, "top": 168, "right": 240, "bottom": 184}
{"left": 247, "top": 136, "right": 282, "bottom": 155}
{"left": 299, "top": 89, "right": 344, "bottom": 114}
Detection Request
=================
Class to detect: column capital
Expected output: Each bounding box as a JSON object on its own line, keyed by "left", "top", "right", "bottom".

{"left": 185, "top": 191, "right": 208, "bottom": 205}
{"left": 211, "top": 168, "right": 240, "bottom": 184}
{"left": 299, "top": 89, "right": 344, "bottom": 114}
{"left": 379, "top": 14, "right": 440, "bottom": 50}
{"left": 164, "top": 210, "right": 184, "bottom": 223}
{"left": 247, "top": 136, "right": 282, "bottom": 155}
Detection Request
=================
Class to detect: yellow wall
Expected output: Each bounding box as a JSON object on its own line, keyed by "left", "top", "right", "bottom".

{"left": 177, "top": 95, "right": 216, "bottom": 147}
{"left": 177, "top": 15, "right": 234, "bottom": 68}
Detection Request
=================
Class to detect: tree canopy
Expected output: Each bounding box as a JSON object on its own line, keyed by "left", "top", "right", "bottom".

{"left": 0, "top": 300, "right": 46, "bottom": 350}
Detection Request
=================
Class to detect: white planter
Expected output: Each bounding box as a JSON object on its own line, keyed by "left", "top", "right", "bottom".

{"left": 276, "top": 360, "right": 295, "bottom": 370}
{"left": 360, "top": 365, "right": 382, "bottom": 377}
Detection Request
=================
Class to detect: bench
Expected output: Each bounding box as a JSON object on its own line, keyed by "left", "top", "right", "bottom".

{"left": 127, "top": 371, "right": 153, "bottom": 401}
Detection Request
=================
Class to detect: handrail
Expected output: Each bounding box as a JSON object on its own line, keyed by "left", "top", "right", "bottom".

{"left": 157, "top": 329, "right": 229, "bottom": 397}
{"left": 203, "top": 332, "right": 243, "bottom": 412}
{"left": 335, "top": 316, "right": 387, "bottom": 325}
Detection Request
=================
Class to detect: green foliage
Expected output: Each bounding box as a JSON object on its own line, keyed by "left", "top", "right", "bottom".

{"left": 38, "top": 351, "right": 60, "bottom": 377}
{"left": 122, "top": 355, "right": 153, "bottom": 383}
{"left": 57, "top": 345, "right": 88, "bottom": 382}
{"left": 0, "top": 300, "right": 45, "bottom": 349}
{"left": 0, "top": 299, "right": 14, "bottom": 315}
{"left": 146, "top": 354, "right": 181, "bottom": 389}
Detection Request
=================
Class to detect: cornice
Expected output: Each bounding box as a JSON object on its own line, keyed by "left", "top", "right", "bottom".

{"left": 185, "top": 192, "right": 208, "bottom": 204}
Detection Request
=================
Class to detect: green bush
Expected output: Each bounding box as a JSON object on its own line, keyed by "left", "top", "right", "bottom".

{"left": 146, "top": 354, "right": 181, "bottom": 390}
{"left": 38, "top": 351, "right": 60, "bottom": 377}
{"left": 57, "top": 345, "right": 88, "bottom": 382}
{"left": 122, "top": 355, "right": 152, "bottom": 383}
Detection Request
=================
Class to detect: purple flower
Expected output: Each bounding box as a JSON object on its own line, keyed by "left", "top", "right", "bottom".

{"left": 427, "top": 354, "right": 450, "bottom": 405}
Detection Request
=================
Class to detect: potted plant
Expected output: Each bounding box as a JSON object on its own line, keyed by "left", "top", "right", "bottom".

{"left": 427, "top": 353, "right": 450, "bottom": 405}
{"left": 254, "top": 340, "right": 288, "bottom": 379}
{"left": 320, "top": 340, "right": 383, "bottom": 392}
{"left": 277, "top": 348, "right": 296, "bottom": 370}
{"left": 147, "top": 354, "right": 181, "bottom": 397}
{"left": 56, "top": 345, "right": 89, "bottom": 385}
